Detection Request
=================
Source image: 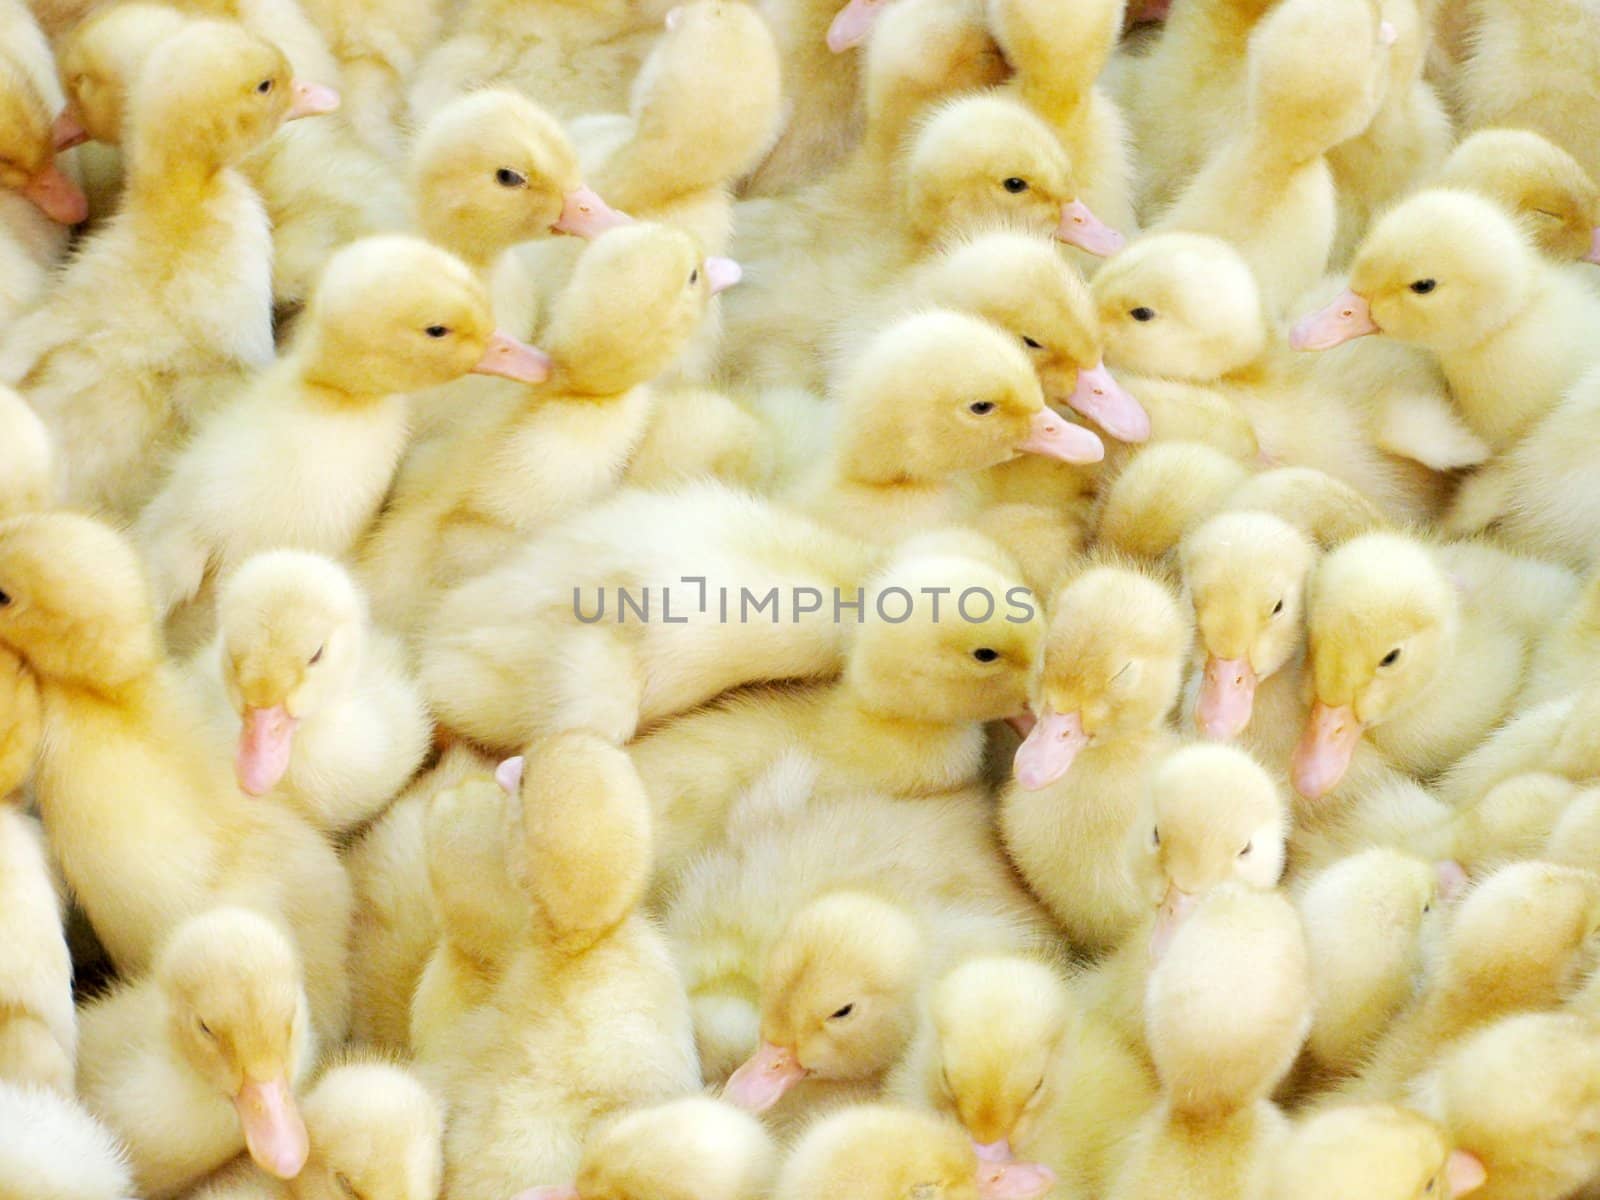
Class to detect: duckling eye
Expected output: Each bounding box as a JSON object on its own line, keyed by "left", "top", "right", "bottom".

{"left": 1029, "top": 1077, "right": 1045, "bottom": 1100}
{"left": 1021, "top": 335, "right": 1042, "bottom": 350}
{"left": 972, "top": 647, "right": 999, "bottom": 663}
{"left": 256, "top": 79, "right": 273, "bottom": 95}
{"left": 1129, "top": 307, "right": 1156, "bottom": 322}
{"left": 1271, "top": 599, "right": 1284, "bottom": 615}
{"left": 1239, "top": 841, "right": 1253, "bottom": 857}
{"left": 335, "top": 1172, "right": 361, "bottom": 1200}
{"left": 689, "top": 268, "right": 700, "bottom": 286}
{"left": 425, "top": 325, "right": 450, "bottom": 339}
{"left": 828, "top": 1003, "right": 855, "bottom": 1020}
{"left": 1409, "top": 279, "right": 1437, "bottom": 295}
{"left": 494, "top": 167, "right": 527, "bottom": 188}
{"left": 1425, "top": 1178, "right": 1435, "bottom": 1194}
{"left": 309, "top": 645, "right": 325, "bottom": 666}
{"left": 196, "top": 1018, "right": 215, "bottom": 1039}
{"left": 1002, "top": 176, "right": 1029, "bottom": 193}
{"left": 969, "top": 400, "right": 995, "bottom": 414}
{"left": 1380, "top": 648, "right": 1402, "bottom": 667}
{"left": 0, "top": 587, "right": 10, "bottom": 607}
{"left": 1151, "top": 826, "right": 1160, "bottom": 847}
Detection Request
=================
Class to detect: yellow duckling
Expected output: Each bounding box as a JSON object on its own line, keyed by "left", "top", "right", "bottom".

{"left": 1438, "top": 682, "right": 1600, "bottom": 808}
{"left": 296, "top": 0, "right": 442, "bottom": 155}
{"left": 1266, "top": 1104, "right": 1486, "bottom": 1200}
{"left": 0, "top": 385, "right": 52, "bottom": 520}
{"left": 0, "top": 1081, "right": 135, "bottom": 1200}
{"left": 0, "top": 807, "right": 73, "bottom": 1095}
{"left": 1435, "top": 128, "right": 1600, "bottom": 267}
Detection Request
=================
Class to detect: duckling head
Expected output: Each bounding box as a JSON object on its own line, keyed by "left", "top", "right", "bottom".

{"left": 725, "top": 892, "right": 923, "bottom": 1113}
{"left": 1292, "top": 190, "right": 1535, "bottom": 354}
{"left": 1013, "top": 565, "right": 1190, "bottom": 791}
{"left": 1093, "top": 233, "right": 1269, "bottom": 380}
{"left": 1137, "top": 744, "right": 1289, "bottom": 959}
{"left": 1294, "top": 533, "right": 1456, "bottom": 801}
{"left": 915, "top": 233, "right": 1149, "bottom": 442}
{"left": 1437, "top": 128, "right": 1600, "bottom": 266}
{"left": 774, "top": 1106, "right": 988, "bottom": 1200}
{"left": 158, "top": 907, "right": 313, "bottom": 1181}
{"left": 0, "top": 513, "right": 159, "bottom": 694}
{"left": 0, "top": 386, "right": 54, "bottom": 521}
{"left": 1180, "top": 511, "right": 1316, "bottom": 739}
{"left": 1267, "top": 1104, "right": 1487, "bottom": 1200}
{"left": 902, "top": 95, "right": 1123, "bottom": 258}
{"left": 412, "top": 89, "right": 627, "bottom": 266}
{"left": 56, "top": 2, "right": 191, "bottom": 147}
{"left": 296, "top": 235, "right": 550, "bottom": 394}
{"left": 290, "top": 1061, "right": 443, "bottom": 1200}
{"left": 0, "top": 45, "right": 87, "bottom": 223}
{"left": 541, "top": 222, "right": 734, "bottom": 396}
{"left": 837, "top": 309, "right": 1104, "bottom": 484}
{"left": 849, "top": 532, "right": 1042, "bottom": 725}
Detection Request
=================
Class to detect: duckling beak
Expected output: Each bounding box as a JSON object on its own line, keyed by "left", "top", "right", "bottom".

{"left": 1005, "top": 706, "right": 1036, "bottom": 739}
{"left": 1150, "top": 884, "right": 1199, "bottom": 962}
{"left": 285, "top": 80, "right": 341, "bottom": 121}
{"left": 1055, "top": 199, "right": 1125, "bottom": 257}
{"left": 1065, "top": 360, "right": 1150, "bottom": 443}
{"left": 472, "top": 331, "right": 553, "bottom": 384}
{"left": 826, "top": 0, "right": 880, "bottom": 52}
{"left": 1013, "top": 707, "right": 1089, "bottom": 790}
{"left": 236, "top": 705, "right": 300, "bottom": 797}
{"left": 1435, "top": 859, "right": 1469, "bottom": 903}
{"left": 1289, "top": 288, "right": 1378, "bottom": 351}
{"left": 234, "top": 1076, "right": 309, "bottom": 1179}
{"left": 1127, "top": 0, "right": 1170, "bottom": 22}
{"left": 496, "top": 755, "right": 525, "bottom": 795}
{"left": 1196, "top": 656, "right": 1257, "bottom": 740}
{"left": 977, "top": 1158, "right": 1057, "bottom": 1200}
{"left": 1447, "top": 1149, "right": 1487, "bottom": 1197}
{"left": 551, "top": 185, "right": 631, "bottom": 239}
{"left": 1018, "top": 407, "right": 1105, "bottom": 464}
{"left": 52, "top": 109, "right": 89, "bottom": 151}
{"left": 21, "top": 161, "right": 88, "bottom": 225}
{"left": 705, "top": 256, "right": 743, "bottom": 295}
{"left": 723, "top": 1041, "right": 809, "bottom": 1112}
{"left": 1584, "top": 227, "right": 1600, "bottom": 265}
{"left": 1291, "top": 701, "right": 1363, "bottom": 800}
{"left": 511, "top": 1187, "right": 582, "bottom": 1200}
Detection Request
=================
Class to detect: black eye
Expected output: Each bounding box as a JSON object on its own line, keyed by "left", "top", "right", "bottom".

{"left": 425, "top": 325, "right": 449, "bottom": 338}
{"left": 335, "top": 1172, "right": 360, "bottom": 1200}
{"left": 495, "top": 167, "right": 526, "bottom": 187}
{"left": 197, "top": 1018, "right": 215, "bottom": 1038}
{"left": 1425, "top": 1179, "right": 1435, "bottom": 1194}
{"left": 1422, "top": 900, "right": 1432, "bottom": 914}
{"left": 1130, "top": 307, "right": 1156, "bottom": 322}
{"left": 1029, "top": 1077, "right": 1045, "bottom": 1099}
{"left": 969, "top": 400, "right": 995, "bottom": 414}
{"left": 1002, "top": 177, "right": 1029, "bottom": 193}
{"left": 689, "top": 268, "right": 699, "bottom": 286}
{"left": 1271, "top": 599, "right": 1284, "bottom": 615}
{"left": 829, "top": 1004, "right": 855, "bottom": 1020}
{"left": 1409, "top": 279, "right": 1437, "bottom": 295}
{"left": 256, "top": 79, "right": 273, "bottom": 94}
{"left": 0, "top": 587, "right": 10, "bottom": 607}
{"left": 1380, "top": 648, "right": 1402, "bottom": 667}
{"left": 1239, "top": 841, "right": 1253, "bottom": 857}
{"left": 309, "top": 645, "right": 324, "bottom": 666}
{"left": 1151, "top": 826, "right": 1160, "bottom": 847}
{"left": 972, "top": 647, "right": 999, "bottom": 663}
{"left": 1021, "top": 335, "right": 1042, "bottom": 349}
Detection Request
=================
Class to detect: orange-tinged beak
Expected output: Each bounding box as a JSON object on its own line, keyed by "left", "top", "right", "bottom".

{"left": 1196, "top": 655, "right": 1257, "bottom": 740}
{"left": 722, "top": 1041, "right": 808, "bottom": 1113}
{"left": 236, "top": 705, "right": 299, "bottom": 796}
{"left": 233, "top": 1076, "right": 308, "bottom": 1179}
{"left": 1291, "top": 701, "right": 1363, "bottom": 800}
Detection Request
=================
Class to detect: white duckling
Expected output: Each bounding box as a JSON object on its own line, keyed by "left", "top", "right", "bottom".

{"left": 0, "top": 1081, "right": 135, "bottom": 1200}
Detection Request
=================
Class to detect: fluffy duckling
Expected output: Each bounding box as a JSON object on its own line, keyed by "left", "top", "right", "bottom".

{"left": 1107, "top": 885, "right": 1311, "bottom": 1200}
{"left": 189, "top": 1058, "right": 444, "bottom": 1200}
{"left": 77, "top": 908, "right": 316, "bottom": 1198}
{"left": 1441, "top": 773, "right": 1581, "bottom": 874}
{"left": 515, "top": 1096, "right": 776, "bottom": 1200}
{"left": 1292, "top": 189, "right": 1600, "bottom": 457}
{"left": 1436, "top": 128, "right": 1600, "bottom": 266}
{"left": 0, "top": 808, "right": 73, "bottom": 1095}
{"left": 415, "top": 734, "right": 700, "bottom": 1200}
{"left": 0, "top": 514, "right": 354, "bottom": 1040}
{"left": 186, "top": 552, "right": 431, "bottom": 835}
{"left": 889, "top": 957, "right": 1158, "bottom": 1197}
{"left": 1437, "top": 684, "right": 1600, "bottom": 807}
{"left": 1267, "top": 1104, "right": 1486, "bottom": 1200}
{"left": 0, "top": 642, "right": 38, "bottom": 805}
{"left": 296, "top": 0, "right": 441, "bottom": 155}
{"left": 1156, "top": 0, "right": 1392, "bottom": 315}
{"left": 359, "top": 222, "right": 728, "bottom": 636}
{"left": 1093, "top": 442, "right": 1252, "bottom": 564}
{"left": 0, "top": 1082, "right": 135, "bottom": 1200}
{"left": 0, "top": 20, "right": 332, "bottom": 518}
{"left": 1002, "top": 563, "right": 1192, "bottom": 953}
{"left": 417, "top": 480, "right": 873, "bottom": 751}
{"left": 0, "top": 385, "right": 51, "bottom": 522}
{"left": 137, "top": 234, "right": 548, "bottom": 634}
{"left": 792, "top": 310, "right": 1104, "bottom": 546}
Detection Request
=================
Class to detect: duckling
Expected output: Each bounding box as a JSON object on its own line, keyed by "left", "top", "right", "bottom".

{"left": 1157, "top": 0, "right": 1392, "bottom": 316}
{"left": 1107, "top": 885, "right": 1311, "bottom": 1200}
{"left": 0, "top": 385, "right": 51, "bottom": 521}
{"left": 360, "top": 222, "right": 727, "bottom": 637}
{"left": 137, "top": 234, "right": 548, "bottom": 636}
{"left": 77, "top": 907, "right": 316, "bottom": 1198}
{"left": 1266, "top": 1104, "right": 1487, "bottom": 1200}
{"left": 793, "top": 310, "right": 1104, "bottom": 546}
{"left": 0, "top": 513, "right": 354, "bottom": 1041}
{"left": 189, "top": 1057, "right": 444, "bottom": 1200}
{"left": 417, "top": 480, "right": 874, "bottom": 751}
{"left": 296, "top": 0, "right": 442, "bottom": 155}
{"left": 1545, "top": 787, "right": 1600, "bottom": 873}
{"left": 186, "top": 551, "right": 431, "bottom": 836}
{"left": 1094, "top": 442, "right": 1252, "bottom": 565}
{"left": 415, "top": 733, "right": 700, "bottom": 1200}
{"left": 1001, "top": 563, "right": 1192, "bottom": 953}
{"left": 1523, "top": 576, "right": 1600, "bottom": 708}
{"left": 1443, "top": 773, "right": 1581, "bottom": 873}
{"left": 0, "top": 808, "right": 73, "bottom": 1095}
{"left": 889, "top": 956, "right": 1158, "bottom": 1197}
{"left": 0, "top": 1082, "right": 135, "bottom": 1200}
{"left": 1291, "top": 189, "right": 1600, "bottom": 458}
{"left": 0, "top": 643, "right": 38, "bottom": 805}
{"left": 0, "top": 20, "right": 332, "bottom": 518}
{"left": 1437, "top": 683, "right": 1600, "bottom": 805}
{"left": 1435, "top": 128, "right": 1600, "bottom": 266}
{"left": 516, "top": 1096, "right": 776, "bottom": 1200}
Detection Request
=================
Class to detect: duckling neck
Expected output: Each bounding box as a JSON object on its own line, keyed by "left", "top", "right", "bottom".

{"left": 817, "top": 688, "right": 986, "bottom": 794}
{"left": 127, "top": 142, "right": 232, "bottom": 211}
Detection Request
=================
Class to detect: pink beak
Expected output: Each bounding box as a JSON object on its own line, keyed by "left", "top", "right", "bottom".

{"left": 1196, "top": 655, "right": 1257, "bottom": 740}
{"left": 664, "top": 4, "right": 685, "bottom": 28}
{"left": 512, "top": 1188, "right": 582, "bottom": 1200}
{"left": 978, "top": 1160, "right": 1057, "bottom": 1200}
{"left": 705, "top": 256, "right": 742, "bottom": 295}
{"left": 52, "top": 109, "right": 89, "bottom": 151}
{"left": 1291, "top": 701, "right": 1364, "bottom": 800}
{"left": 1065, "top": 360, "right": 1150, "bottom": 443}
{"left": 1150, "top": 884, "right": 1199, "bottom": 962}
{"left": 472, "top": 330, "right": 553, "bottom": 383}
{"left": 973, "top": 1139, "right": 1013, "bottom": 1164}
{"left": 21, "top": 161, "right": 88, "bottom": 225}
{"left": 551, "top": 185, "right": 632, "bottom": 239}
{"left": 1434, "top": 859, "right": 1469, "bottom": 903}
{"left": 1127, "top": 0, "right": 1170, "bottom": 22}
{"left": 1018, "top": 407, "right": 1105, "bottom": 464}
{"left": 234, "top": 1076, "right": 309, "bottom": 1180}
{"left": 1055, "top": 199, "right": 1124, "bottom": 257}
{"left": 723, "top": 1041, "right": 809, "bottom": 1113}
{"left": 1584, "top": 227, "right": 1600, "bottom": 266}
{"left": 1013, "top": 707, "right": 1090, "bottom": 791}
{"left": 1006, "top": 707, "right": 1037, "bottom": 739}
{"left": 826, "top": 0, "right": 881, "bottom": 52}
{"left": 496, "top": 755, "right": 525, "bottom": 795}
{"left": 1290, "top": 288, "right": 1379, "bottom": 351}
{"left": 1447, "top": 1150, "right": 1487, "bottom": 1197}
{"left": 236, "top": 705, "right": 300, "bottom": 797}
{"left": 286, "top": 80, "right": 340, "bottom": 120}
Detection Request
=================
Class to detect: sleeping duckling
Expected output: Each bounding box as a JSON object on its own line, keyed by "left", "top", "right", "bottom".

{"left": 1094, "top": 442, "right": 1252, "bottom": 565}
{"left": 0, "top": 20, "right": 332, "bottom": 518}
{"left": 77, "top": 907, "right": 316, "bottom": 1197}
{"left": 0, "top": 385, "right": 51, "bottom": 521}
{"left": 1267, "top": 1104, "right": 1486, "bottom": 1200}
{"left": 1002, "top": 563, "right": 1192, "bottom": 953}
{"left": 0, "top": 808, "right": 73, "bottom": 1095}
{"left": 187, "top": 551, "right": 430, "bottom": 836}
{"left": 1438, "top": 681, "right": 1600, "bottom": 807}
{"left": 1435, "top": 129, "right": 1600, "bottom": 267}
{"left": 137, "top": 233, "right": 548, "bottom": 637}
{"left": 0, "top": 1082, "right": 135, "bottom": 1200}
